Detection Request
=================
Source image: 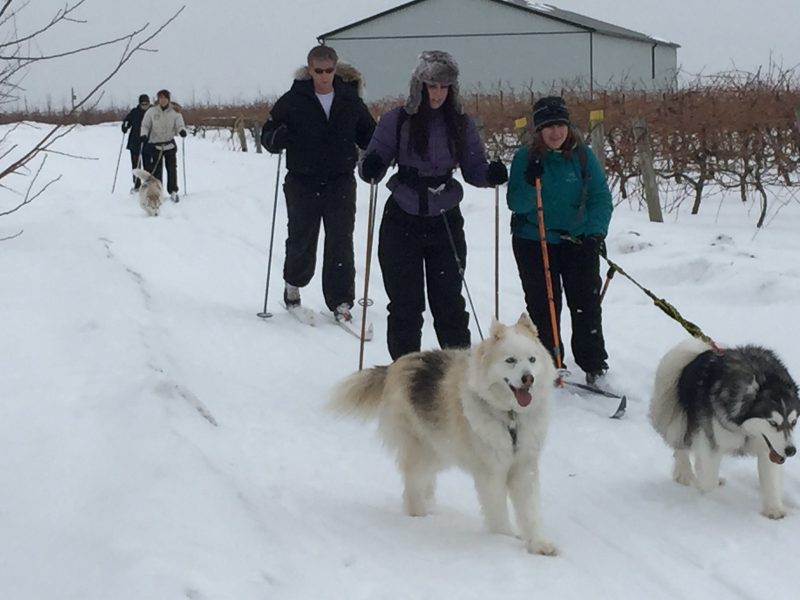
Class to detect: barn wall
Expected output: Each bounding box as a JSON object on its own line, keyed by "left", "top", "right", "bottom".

{"left": 324, "top": 0, "right": 677, "bottom": 101}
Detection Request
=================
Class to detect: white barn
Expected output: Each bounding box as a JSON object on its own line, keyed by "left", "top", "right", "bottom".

{"left": 319, "top": 0, "right": 679, "bottom": 101}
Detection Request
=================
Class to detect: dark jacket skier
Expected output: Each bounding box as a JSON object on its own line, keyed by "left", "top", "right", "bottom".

{"left": 121, "top": 94, "right": 150, "bottom": 190}
{"left": 260, "top": 45, "right": 376, "bottom": 323}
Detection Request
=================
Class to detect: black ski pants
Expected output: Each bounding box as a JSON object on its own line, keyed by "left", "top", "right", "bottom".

{"left": 144, "top": 145, "right": 179, "bottom": 194}
{"left": 129, "top": 150, "right": 142, "bottom": 189}
{"left": 378, "top": 197, "right": 470, "bottom": 360}
{"left": 512, "top": 235, "right": 608, "bottom": 373}
{"left": 282, "top": 172, "right": 356, "bottom": 312}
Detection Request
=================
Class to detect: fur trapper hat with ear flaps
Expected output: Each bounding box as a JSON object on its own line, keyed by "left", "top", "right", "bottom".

{"left": 404, "top": 50, "right": 463, "bottom": 115}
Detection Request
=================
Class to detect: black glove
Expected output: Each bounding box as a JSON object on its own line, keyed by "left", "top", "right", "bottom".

{"left": 360, "top": 152, "right": 385, "bottom": 182}
{"left": 140, "top": 135, "right": 148, "bottom": 145}
{"left": 121, "top": 123, "right": 129, "bottom": 134}
{"left": 583, "top": 233, "right": 607, "bottom": 258}
{"left": 524, "top": 156, "right": 544, "bottom": 186}
{"left": 262, "top": 122, "right": 289, "bottom": 153}
{"left": 179, "top": 129, "right": 187, "bottom": 138}
{"left": 486, "top": 160, "right": 508, "bottom": 186}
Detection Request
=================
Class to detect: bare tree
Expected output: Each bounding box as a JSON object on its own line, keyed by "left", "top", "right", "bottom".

{"left": 0, "top": 0, "right": 185, "bottom": 227}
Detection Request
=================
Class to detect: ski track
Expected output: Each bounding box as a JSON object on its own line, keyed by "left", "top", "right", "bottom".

{"left": 2, "top": 123, "right": 800, "bottom": 599}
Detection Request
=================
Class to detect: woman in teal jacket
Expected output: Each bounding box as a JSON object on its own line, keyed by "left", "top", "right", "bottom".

{"left": 507, "top": 97, "right": 613, "bottom": 385}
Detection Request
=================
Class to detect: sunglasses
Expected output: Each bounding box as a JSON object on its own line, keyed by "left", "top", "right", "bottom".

{"left": 313, "top": 67, "right": 335, "bottom": 74}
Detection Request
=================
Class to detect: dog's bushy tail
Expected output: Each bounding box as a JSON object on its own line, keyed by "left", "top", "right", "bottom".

{"left": 132, "top": 168, "right": 151, "bottom": 183}
{"left": 328, "top": 366, "right": 388, "bottom": 419}
{"left": 649, "top": 337, "right": 710, "bottom": 448}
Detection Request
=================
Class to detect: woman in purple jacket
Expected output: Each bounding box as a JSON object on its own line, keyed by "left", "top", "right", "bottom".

{"left": 359, "top": 51, "right": 508, "bottom": 360}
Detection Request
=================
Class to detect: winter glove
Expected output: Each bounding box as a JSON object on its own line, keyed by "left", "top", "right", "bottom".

{"left": 121, "top": 123, "right": 129, "bottom": 134}
{"left": 486, "top": 160, "right": 508, "bottom": 186}
{"left": 140, "top": 135, "right": 148, "bottom": 145}
{"left": 261, "top": 122, "right": 289, "bottom": 153}
{"left": 360, "top": 152, "right": 385, "bottom": 182}
{"left": 179, "top": 129, "right": 187, "bottom": 138}
{"left": 583, "top": 233, "right": 607, "bottom": 258}
{"left": 524, "top": 156, "right": 544, "bottom": 186}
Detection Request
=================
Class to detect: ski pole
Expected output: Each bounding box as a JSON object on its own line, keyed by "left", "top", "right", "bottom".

{"left": 111, "top": 132, "right": 125, "bottom": 193}
{"left": 181, "top": 136, "right": 187, "bottom": 196}
{"left": 440, "top": 208, "right": 483, "bottom": 342}
{"left": 534, "top": 177, "right": 564, "bottom": 375}
{"left": 257, "top": 151, "right": 283, "bottom": 319}
{"left": 494, "top": 184, "right": 500, "bottom": 321}
{"left": 358, "top": 180, "right": 378, "bottom": 371}
{"left": 599, "top": 265, "right": 616, "bottom": 304}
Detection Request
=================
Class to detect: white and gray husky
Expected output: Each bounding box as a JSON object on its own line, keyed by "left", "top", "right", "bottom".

{"left": 650, "top": 338, "right": 799, "bottom": 518}
{"left": 132, "top": 168, "right": 162, "bottom": 216}
{"left": 330, "top": 314, "right": 558, "bottom": 555}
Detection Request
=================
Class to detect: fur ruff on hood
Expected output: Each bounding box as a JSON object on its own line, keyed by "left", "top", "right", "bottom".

{"left": 404, "top": 50, "right": 463, "bottom": 115}
{"left": 292, "top": 62, "right": 365, "bottom": 98}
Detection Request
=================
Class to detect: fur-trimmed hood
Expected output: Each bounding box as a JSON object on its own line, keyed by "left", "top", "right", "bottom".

{"left": 292, "top": 62, "right": 365, "bottom": 98}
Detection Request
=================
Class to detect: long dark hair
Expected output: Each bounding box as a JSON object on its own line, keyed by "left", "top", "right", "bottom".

{"left": 408, "top": 85, "right": 466, "bottom": 162}
{"left": 528, "top": 127, "right": 579, "bottom": 161}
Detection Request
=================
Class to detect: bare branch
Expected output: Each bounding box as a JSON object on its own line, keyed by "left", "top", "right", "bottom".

{"left": 0, "top": 229, "right": 23, "bottom": 242}
{"left": 0, "top": 0, "right": 89, "bottom": 49}
{"left": 43, "top": 148, "right": 99, "bottom": 161}
{"left": 0, "top": 0, "right": 14, "bottom": 22}
{"left": 0, "top": 5, "right": 186, "bottom": 195}
{"left": 0, "top": 26, "right": 148, "bottom": 61}
{"left": 0, "top": 155, "right": 62, "bottom": 217}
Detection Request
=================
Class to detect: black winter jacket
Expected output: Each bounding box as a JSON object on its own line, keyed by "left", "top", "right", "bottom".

{"left": 261, "top": 75, "right": 375, "bottom": 178}
{"left": 122, "top": 106, "right": 147, "bottom": 151}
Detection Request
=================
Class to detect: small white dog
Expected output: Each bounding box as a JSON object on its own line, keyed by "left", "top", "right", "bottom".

{"left": 330, "top": 314, "right": 559, "bottom": 555}
{"left": 132, "top": 168, "right": 163, "bottom": 217}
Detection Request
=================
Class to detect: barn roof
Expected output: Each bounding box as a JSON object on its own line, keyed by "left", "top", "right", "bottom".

{"left": 319, "top": 0, "right": 680, "bottom": 48}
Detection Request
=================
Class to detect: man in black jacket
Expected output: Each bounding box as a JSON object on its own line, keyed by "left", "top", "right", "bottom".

{"left": 121, "top": 94, "right": 151, "bottom": 192}
{"left": 261, "top": 45, "right": 376, "bottom": 324}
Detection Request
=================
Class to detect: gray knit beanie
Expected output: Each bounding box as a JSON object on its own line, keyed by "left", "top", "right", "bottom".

{"left": 404, "top": 50, "right": 463, "bottom": 115}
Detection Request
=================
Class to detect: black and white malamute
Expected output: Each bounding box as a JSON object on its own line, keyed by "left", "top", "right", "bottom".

{"left": 330, "top": 314, "right": 559, "bottom": 555}
{"left": 650, "top": 338, "right": 799, "bottom": 518}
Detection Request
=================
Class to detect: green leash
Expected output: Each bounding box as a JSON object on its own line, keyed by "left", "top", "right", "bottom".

{"left": 601, "top": 255, "right": 722, "bottom": 352}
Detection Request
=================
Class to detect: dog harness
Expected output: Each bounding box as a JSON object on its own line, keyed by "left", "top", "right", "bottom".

{"left": 507, "top": 411, "right": 518, "bottom": 449}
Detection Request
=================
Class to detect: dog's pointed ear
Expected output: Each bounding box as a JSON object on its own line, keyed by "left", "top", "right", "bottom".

{"left": 516, "top": 312, "right": 539, "bottom": 337}
{"left": 489, "top": 317, "right": 506, "bottom": 341}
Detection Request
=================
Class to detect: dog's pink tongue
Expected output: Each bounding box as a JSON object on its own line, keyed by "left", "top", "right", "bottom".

{"left": 515, "top": 388, "right": 532, "bottom": 407}
{"left": 769, "top": 449, "right": 785, "bottom": 465}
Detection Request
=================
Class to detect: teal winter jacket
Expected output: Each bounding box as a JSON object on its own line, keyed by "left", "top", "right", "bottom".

{"left": 506, "top": 144, "right": 612, "bottom": 243}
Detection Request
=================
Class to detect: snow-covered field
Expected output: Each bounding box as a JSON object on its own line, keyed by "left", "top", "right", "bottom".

{"left": 2, "top": 122, "right": 799, "bottom": 600}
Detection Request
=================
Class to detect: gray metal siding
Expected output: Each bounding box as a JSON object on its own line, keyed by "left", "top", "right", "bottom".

{"left": 328, "top": 0, "right": 585, "bottom": 38}
{"left": 593, "top": 35, "right": 658, "bottom": 89}
{"left": 333, "top": 35, "right": 592, "bottom": 102}
{"left": 324, "top": 0, "right": 679, "bottom": 100}
{"left": 654, "top": 44, "right": 678, "bottom": 88}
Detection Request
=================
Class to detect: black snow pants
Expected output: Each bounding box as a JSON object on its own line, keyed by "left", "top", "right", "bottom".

{"left": 129, "top": 149, "right": 142, "bottom": 189}
{"left": 378, "top": 197, "right": 470, "bottom": 360}
{"left": 144, "top": 144, "right": 179, "bottom": 194}
{"left": 511, "top": 235, "right": 608, "bottom": 373}
{"left": 282, "top": 172, "right": 356, "bottom": 312}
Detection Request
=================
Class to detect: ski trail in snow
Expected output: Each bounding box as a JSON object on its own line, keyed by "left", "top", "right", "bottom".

{"left": 100, "top": 237, "right": 219, "bottom": 427}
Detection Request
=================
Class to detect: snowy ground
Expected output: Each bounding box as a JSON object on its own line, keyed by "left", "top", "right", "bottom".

{"left": 2, "top": 122, "right": 799, "bottom": 600}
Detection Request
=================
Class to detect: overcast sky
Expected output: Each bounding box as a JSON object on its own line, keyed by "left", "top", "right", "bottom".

{"left": 13, "top": 0, "right": 800, "bottom": 110}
